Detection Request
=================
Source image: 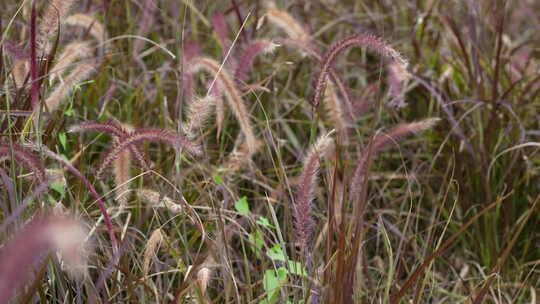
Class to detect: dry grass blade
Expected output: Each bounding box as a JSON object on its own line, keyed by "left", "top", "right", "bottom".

{"left": 390, "top": 196, "right": 508, "bottom": 304}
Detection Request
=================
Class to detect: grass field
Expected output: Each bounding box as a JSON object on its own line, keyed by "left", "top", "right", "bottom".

{"left": 1, "top": 0, "right": 539, "bottom": 303}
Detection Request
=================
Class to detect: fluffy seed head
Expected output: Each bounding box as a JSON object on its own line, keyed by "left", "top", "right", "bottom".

{"left": 0, "top": 142, "right": 46, "bottom": 183}
{"left": 137, "top": 189, "right": 183, "bottom": 213}
{"left": 183, "top": 95, "right": 216, "bottom": 139}
{"left": 350, "top": 118, "right": 439, "bottom": 202}
{"left": 265, "top": 8, "right": 311, "bottom": 43}
{"left": 235, "top": 39, "right": 279, "bottom": 83}
{"left": 189, "top": 56, "right": 258, "bottom": 154}
{"left": 51, "top": 41, "right": 93, "bottom": 81}
{"left": 143, "top": 228, "right": 165, "bottom": 277}
{"left": 313, "top": 33, "right": 409, "bottom": 108}
{"left": 294, "top": 132, "right": 334, "bottom": 252}
{"left": 97, "top": 128, "right": 201, "bottom": 179}
{"left": 37, "top": 0, "right": 76, "bottom": 54}
{"left": 45, "top": 60, "right": 97, "bottom": 113}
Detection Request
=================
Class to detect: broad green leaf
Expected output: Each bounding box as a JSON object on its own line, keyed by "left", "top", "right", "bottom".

{"left": 212, "top": 173, "right": 223, "bottom": 185}
{"left": 267, "top": 244, "right": 286, "bottom": 262}
{"left": 50, "top": 181, "right": 65, "bottom": 196}
{"left": 58, "top": 132, "right": 67, "bottom": 150}
{"left": 234, "top": 196, "right": 250, "bottom": 216}
{"left": 256, "top": 216, "right": 275, "bottom": 229}
{"left": 262, "top": 267, "right": 288, "bottom": 303}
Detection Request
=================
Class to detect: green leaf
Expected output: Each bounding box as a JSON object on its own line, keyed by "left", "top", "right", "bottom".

{"left": 64, "top": 108, "right": 74, "bottom": 117}
{"left": 262, "top": 267, "right": 288, "bottom": 303}
{"left": 50, "top": 181, "right": 65, "bottom": 196}
{"left": 58, "top": 132, "right": 67, "bottom": 150}
{"left": 234, "top": 196, "right": 250, "bottom": 216}
{"left": 256, "top": 216, "right": 275, "bottom": 229}
{"left": 267, "top": 244, "right": 286, "bottom": 262}
{"left": 212, "top": 173, "right": 223, "bottom": 185}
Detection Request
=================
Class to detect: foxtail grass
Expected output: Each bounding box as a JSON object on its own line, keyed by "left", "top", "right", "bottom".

{"left": 312, "top": 33, "right": 408, "bottom": 108}
{"left": 189, "top": 56, "right": 258, "bottom": 153}
{"left": 45, "top": 59, "right": 97, "bottom": 113}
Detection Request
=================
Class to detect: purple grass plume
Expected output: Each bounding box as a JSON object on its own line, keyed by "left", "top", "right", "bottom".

{"left": 96, "top": 128, "right": 202, "bottom": 179}
{"left": 68, "top": 120, "right": 150, "bottom": 170}
{"left": 211, "top": 12, "right": 232, "bottom": 55}
{"left": 294, "top": 131, "right": 334, "bottom": 253}
{"left": 312, "top": 33, "right": 408, "bottom": 108}
{"left": 350, "top": 118, "right": 440, "bottom": 202}
{"left": 0, "top": 141, "right": 46, "bottom": 183}
{"left": 234, "top": 39, "right": 278, "bottom": 83}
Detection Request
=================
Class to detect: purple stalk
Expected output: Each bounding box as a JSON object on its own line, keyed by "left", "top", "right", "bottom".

{"left": 0, "top": 168, "right": 15, "bottom": 214}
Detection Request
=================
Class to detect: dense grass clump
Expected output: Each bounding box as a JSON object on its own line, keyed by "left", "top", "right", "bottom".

{"left": 0, "top": 0, "right": 539, "bottom": 303}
